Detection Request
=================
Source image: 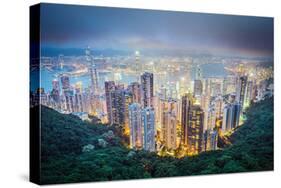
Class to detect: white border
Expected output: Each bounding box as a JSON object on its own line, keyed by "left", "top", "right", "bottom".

{"left": 0, "top": 0, "right": 280, "bottom": 187}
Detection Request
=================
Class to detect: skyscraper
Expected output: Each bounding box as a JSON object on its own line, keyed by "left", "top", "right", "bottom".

{"left": 105, "top": 81, "right": 115, "bottom": 124}
{"left": 193, "top": 80, "right": 203, "bottom": 96}
{"left": 110, "top": 87, "right": 125, "bottom": 125}
{"left": 128, "top": 82, "right": 141, "bottom": 104}
{"left": 74, "top": 82, "right": 84, "bottom": 112}
{"left": 181, "top": 93, "right": 193, "bottom": 146}
{"left": 221, "top": 101, "right": 241, "bottom": 133}
{"left": 129, "top": 103, "right": 142, "bottom": 149}
{"left": 142, "top": 107, "right": 155, "bottom": 152}
{"left": 162, "top": 111, "right": 177, "bottom": 150}
{"left": 124, "top": 92, "right": 133, "bottom": 135}
{"left": 236, "top": 76, "right": 248, "bottom": 109}
{"left": 135, "top": 51, "right": 140, "bottom": 74}
{"left": 86, "top": 47, "right": 99, "bottom": 95}
{"left": 141, "top": 72, "right": 154, "bottom": 108}
{"left": 51, "top": 79, "right": 60, "bottom": 105}
{"left": 187, "top": 105, "right": 204, "bottom": 154}
{"left": 195, "top": 65, "right": 202, "bottom": 80}
{"left": 60, "top": 74, "right": 70, "bottom": 91}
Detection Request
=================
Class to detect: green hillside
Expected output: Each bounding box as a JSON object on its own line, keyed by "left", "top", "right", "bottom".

{"left": 39, "top": 97, "right": 273, "bottom": 184}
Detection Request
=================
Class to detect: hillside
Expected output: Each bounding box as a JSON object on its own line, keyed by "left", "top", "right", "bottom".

{"left": 38, "top": 97, "right": 273, "bottom": 184}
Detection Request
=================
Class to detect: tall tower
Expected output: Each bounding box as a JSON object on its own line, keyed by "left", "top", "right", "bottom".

{"left": 60, "top": 74, "right": 70, "bottom": 91}
{"left": 105, "top": 81, "right": 115, "bottom": 124}
{"left": 128, "top": 82, "right": 141, "bottom": 104}
{"left": 162, "top": 111, "right": 177, "bottom": 150}
{"left": 135, "top": 51, "right": 140, "bottom": 74}
{"left": 141, "top": 72, "right": 154, "bottom": 108}
{"left": 86, "top": 47, "right": 99, "bottom": 95}
{"left": 110, "top": 87, "right": 125, "bottom": 125}
{"left": 195, "top": 65, "right": 202, "bottom": 80}
{"left": 193, "top": 80, "right": 203, "bottom": 97}
{"left": 129, "top": 103, "right": 142, "bottom": 149}
{"left": 187, "top": 105, "right": 204, "bottom": 154}
{"left": 142, "top": 107, "right": 155, "bottom": 152}
{"left": 181, "top": 93, "right": 193, "bottom": 146}
{"left": 236, "top": 76, "right": 248, "bottom": 109}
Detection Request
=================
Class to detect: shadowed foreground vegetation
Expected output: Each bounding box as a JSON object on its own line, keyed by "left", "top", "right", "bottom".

{"left": 36, "top": 97, "right": 273, "bottom": 184}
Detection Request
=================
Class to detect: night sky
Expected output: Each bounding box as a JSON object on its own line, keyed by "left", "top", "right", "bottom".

{"left": 40, "top": 3, "right": 273, "bottom": 58}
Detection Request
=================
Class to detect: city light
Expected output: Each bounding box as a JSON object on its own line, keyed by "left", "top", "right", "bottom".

{"left": 31, "top": 48, "right": 274, "bottom": 158}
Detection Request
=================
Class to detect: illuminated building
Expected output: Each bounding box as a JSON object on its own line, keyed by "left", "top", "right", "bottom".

{"left": 187, "top": 105, "right": 204, "bottom": 154}
{"left": 124, "top": 92, "right": 133, "bottom": 135}
{"left": 213, "top": 95, "right": 224, "bottom": 120}
{"left": 206, "top": 107, "right": 216, "bottom": 130}
{"left": 52, "top": 79, "right": 60, "bottom": 92}
{"left": 160, "top": 85, "right": 167, "bottom": 100}
{"left": 142, "top": 107, "right": 155, "bottom": 152}
{"left": 51, "top": 79, "right": 60, "bottom": 105}
{"left": 162, "top": 111, "right": 177, "bottom": 150}
{"left": 128, "top": 82, "right": 141, "bottom": 103}
{"left": 221, "top": 101, "right": 241, "bottom": 133}
{"left": 203, "top": 129, "right": 218, "bottom": 151}
{"left": 195, "top": 65, "right": 202, "bottom": 80}
{"left": 129, "top": 103, "right": 142, "bottom": 149}
{"left": 74, "top": 82, "right": 84, "bottom": 112}
{"left": 181, "top": 93, "right": 193, "bottom": 146}
{"left": 141, "top": 72, "right": 154, "bottom": 108}
{"left": 60, "top": 74, "right": 70, "bottom": 91}
{"left": 86, "top": 47, "right": 99, "bottom": 95}
{"left": 244, "top": 80, "right": 254, "bottom": 108}
{"left": 236, "top": 76, "right": 248, "bottom": 110}
{"left": 63, "top": 89, "right": 75, "bottom": 113}
{"left": 110, "top": 87, "right": 125, "bottom": 125}
{"left": 135, "top": 51, "right": 140, "bottom": 73}
{"left": 193, "top": 80, "right": 203, "bottom": 96}
{"left": 105, "top": 81, "right": 115, "bottom": 124}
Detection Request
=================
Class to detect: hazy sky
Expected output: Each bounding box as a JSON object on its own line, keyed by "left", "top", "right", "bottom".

{"left": 40, "top": 3, "right": 273, "bottom": 58}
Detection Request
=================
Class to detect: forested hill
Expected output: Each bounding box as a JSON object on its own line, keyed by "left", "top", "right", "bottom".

{"left": 38, "top": 97, "right": 273, "bottom": 184}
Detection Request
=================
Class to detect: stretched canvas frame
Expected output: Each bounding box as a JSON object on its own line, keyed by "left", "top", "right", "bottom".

{"left": 30, "top": 3, "right": 274, "bottom": 185}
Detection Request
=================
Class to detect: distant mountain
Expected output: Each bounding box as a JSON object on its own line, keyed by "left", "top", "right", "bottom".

{"left": 41, "top": 47, "right": 132, "bottom": 57}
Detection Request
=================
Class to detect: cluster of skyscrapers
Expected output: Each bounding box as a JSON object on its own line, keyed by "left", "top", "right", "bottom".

{"left": 30, "top": 49, "right": 274, "bottom": 157}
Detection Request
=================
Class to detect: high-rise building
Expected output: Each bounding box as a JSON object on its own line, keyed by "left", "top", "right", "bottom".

{"left": 162, "top": 111, "right": 177, "bottom": 150}
{"left": 105, "top": 81, "right": 115, "bottom": 124}
{"left": 141, "top": 72, "right": 154, "bottom": 108}
{"left": 135, "top": 51, "right": 140, "bottom": 73}
{"left": 187, "top": 105, "right": 204, "bottom": 154}
{"left": 203, "top": 129, "right": 218, "bottom": 151}
{"left": 221, "top": 102, "right": 241, "bottom": 133}
{"left": 60, "top": 74, "right": 70, "bottom": 91}
{"left": 74, "top": 82, "right": 84, "bottom": 112}
{"left": 194, "top": 80, "right": 203, "bottom": 96}
{"left": 236, "top": 76, "right": 248, "bottom": 109}
{"left": 52, "top": 79, "right": 60, "bottom": 92}
{"left": 124, "top": 92, "right": 133, "bottom": 135}
{"left": 128, "top": 82, "right": 141, "bottom": 104}
{"left": 63, "top": 89, "right": 75, "bottom": 113}
{"left": 244, "top": 80, "right": 254, "bottom": 109}
{"left": 110, "top": 88, "right": 125, "bottom": 125}
{"left": 129, "top": 103, "right": 142, "bottom": 149}
{"left": 195, "top": 65, "right": 202, "bottom": 80}
{"left": 142, "top": 107, "right": 155, "bottom": 152}
{"left": 51, "top": 79, "right": 60, "bottom": 105}
{"left": 181, "top": 93, "right": 193, "bottom": 146}
{"left": 86, "top": 47, "right": 99, "bottom": 95}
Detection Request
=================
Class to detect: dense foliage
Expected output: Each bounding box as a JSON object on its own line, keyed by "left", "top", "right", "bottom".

{"left": 38, "top": 97, "right": 273, "bottom": 184}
